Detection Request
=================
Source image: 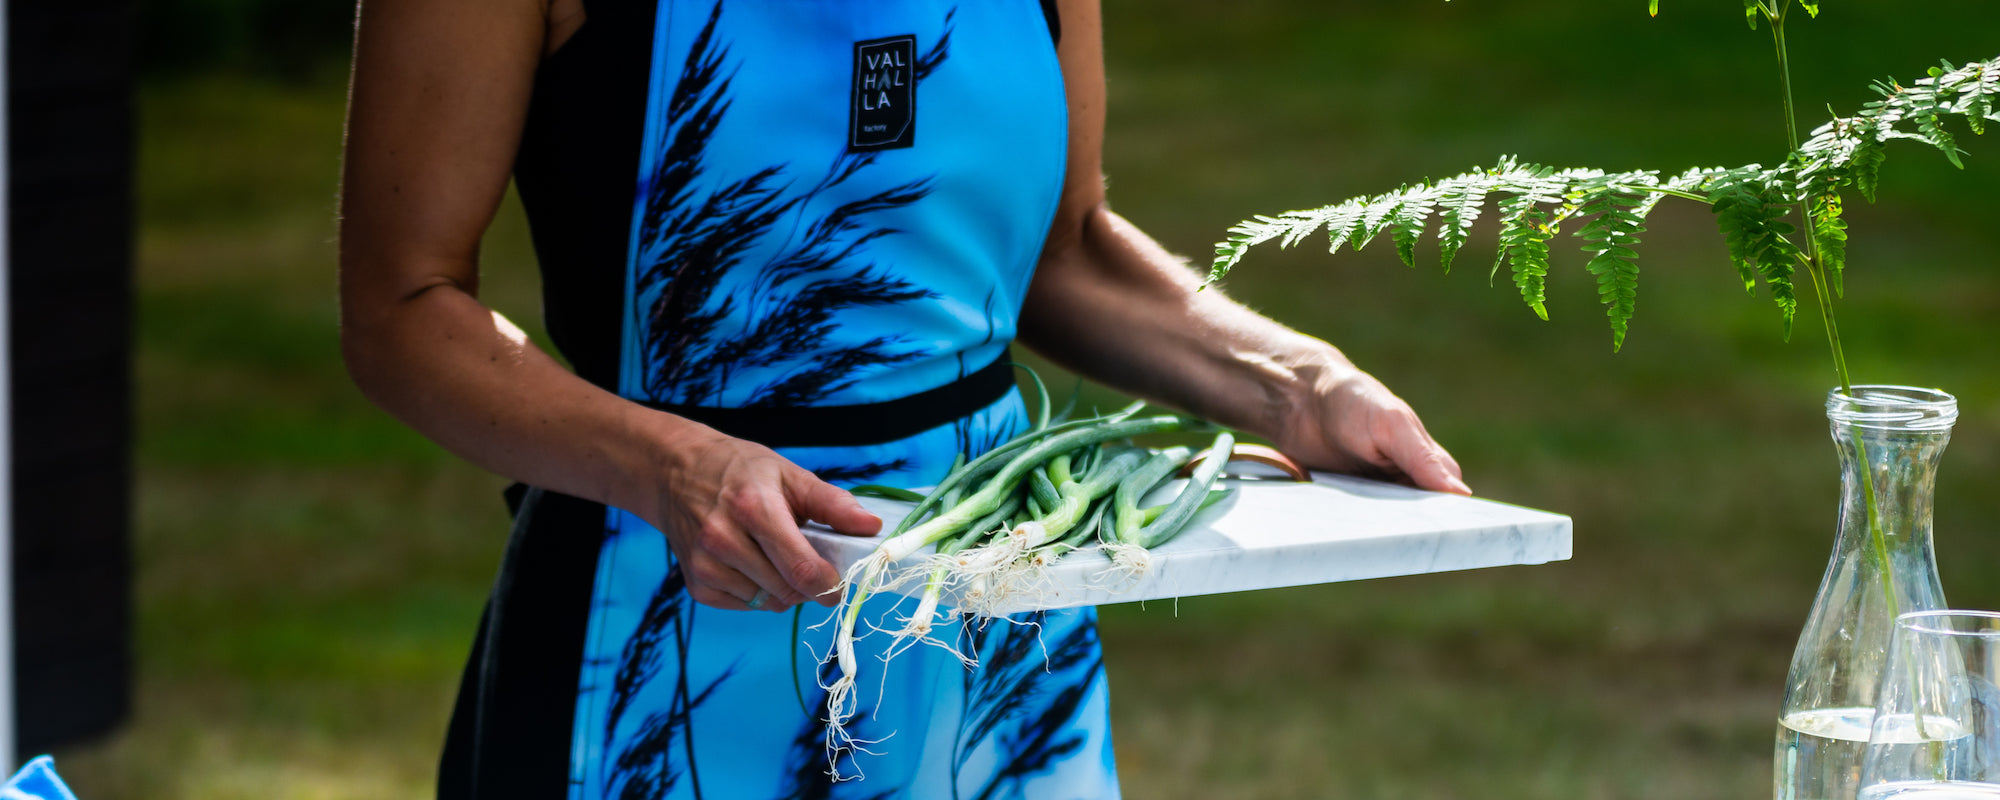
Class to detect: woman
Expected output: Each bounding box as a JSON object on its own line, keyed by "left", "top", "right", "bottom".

{"left": 339, "top": 0, "right": 1470, "bottom": 797}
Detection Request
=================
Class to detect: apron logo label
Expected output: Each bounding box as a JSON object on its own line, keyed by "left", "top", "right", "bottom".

{"left": 851, "top": 35, "right": 917, "bottom": 151}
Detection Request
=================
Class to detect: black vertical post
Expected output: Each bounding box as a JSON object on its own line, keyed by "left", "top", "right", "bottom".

{"left": 6, "top": 2, "right": 136, "bottom": 755}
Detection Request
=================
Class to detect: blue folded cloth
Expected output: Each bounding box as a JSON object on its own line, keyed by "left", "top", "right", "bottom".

{"left": 1, "top": 756, "right": 79, "bottom": 800}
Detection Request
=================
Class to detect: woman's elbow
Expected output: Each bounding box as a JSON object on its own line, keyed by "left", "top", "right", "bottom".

{"left": 335, "top": 278, "right": 430, "bottom": 409}
{"left": 338, "top": 305, "right": 405, "bottom": 410}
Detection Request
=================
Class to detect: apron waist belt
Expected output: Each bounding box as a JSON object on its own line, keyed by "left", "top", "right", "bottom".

{"left": 636, "top": 350, "right": 1016, "bottom": 449}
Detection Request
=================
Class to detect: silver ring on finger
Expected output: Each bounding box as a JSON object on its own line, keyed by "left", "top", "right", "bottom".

{"left": 745, "top": 588, "right": 770, "bottom": 611}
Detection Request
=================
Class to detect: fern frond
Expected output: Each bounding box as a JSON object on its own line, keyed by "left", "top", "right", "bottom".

{"left": 1493, "top": 171, "right": 1565, "bottom": 320}
{"left": 1663, "top": 165, "right": 1724, "bottom": 195}
{"left": 1501, "top": 207, "right": 1554, "bottom": 321}
{"left": 1206, "top": 204, "right": 1354, "bottom": 285}
{"left": 1208, "top": 53, "right": 1999, "bottom": 345}
{"left": 1708, "top": 168, "right": 1800, "bottom": 339}
{"left": 1809, "top": 191, "right": 1848, "bottom": 298}
{"left": 1789, "top": 56, "right": 2000, "bottom": 205}
{"left": 1209, "top": 215, "right": 1290, "bottom": 284}
{"left": 1390, "top": 186, "right": 1441, "bottom": 268}
{"left": 1353, "top": 193, "right": 1406, "bottom": 252}
{"left": 1956, "top": 62, "right": 1991, "bottom": 135}
{"left": 1274, "top": 211, "right": 1324, "bottom": 250}
{"left": 1850, "top": 133, "right": 1888, "bottom": 202}
{"left": 1574, "top": 185, "right": 1648, "bottom": 351}
{"left": 1708, "top": 180, "right": 1762, "bottom": 297}
{"left": 1316, "top": 203, "right": 1367, "bottom": 257}
{"left": 1910, "top": 74, "right": 1966, "bottom": 169}
{"left": 1789, "top": 136, "right": 1853, "bottom": 299}
{"left": 1208, "top": 232, "right": 1259, "bottom": 286}
{"left": 1972, "top": 61, "right": 2000, "bottom": 130}
{"left": 1549, "top": 168, "right": 1609, "bottom": 232}
{"left": 1434, "top": 175, "right": 1492, "bottom": 274}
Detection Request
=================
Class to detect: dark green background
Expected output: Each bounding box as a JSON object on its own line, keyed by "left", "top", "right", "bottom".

{"left": 68, "top": 1, "right": 2000, "bottom": 797}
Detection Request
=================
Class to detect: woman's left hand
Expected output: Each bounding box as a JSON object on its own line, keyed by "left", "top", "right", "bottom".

{"left": 1273, "top": 360, "right": 1471, "bottom": 496}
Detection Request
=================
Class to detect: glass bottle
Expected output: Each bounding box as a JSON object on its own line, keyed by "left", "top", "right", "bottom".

{"left": 1775, "top": 386, "right": 1957, "bottom": 800}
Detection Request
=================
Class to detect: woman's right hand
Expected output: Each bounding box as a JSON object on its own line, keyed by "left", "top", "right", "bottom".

{"left": 649, "top": 428, "right": 883, "bottom": 613}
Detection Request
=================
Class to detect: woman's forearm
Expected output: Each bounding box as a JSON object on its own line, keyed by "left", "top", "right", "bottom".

{"left": 339, "top": 269, "right": 699, "bottom": 524}
{"left": 1019, "top": 204, "right": 1468, "bottom": 494}
{"left": 1018, "top": 204, "right": 1353, "bottom": 441}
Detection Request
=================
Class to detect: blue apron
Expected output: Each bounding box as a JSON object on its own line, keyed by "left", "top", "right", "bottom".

{"left": 556, "top": 2, "right": 1121, "bottom": 797}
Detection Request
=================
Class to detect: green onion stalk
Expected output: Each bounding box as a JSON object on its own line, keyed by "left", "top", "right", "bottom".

{"left": 1100, "top": 433, "right": 1235, "bottom": 583}
{"left": 880, "top": 492, "right": 1024, "bottom": 666}
{"left": 888, "top": 401, "right": 1145, "bottom": 536}
{"left": 944, "top": 449, "right": 1156, "bottom": 617}
{"left": 819, "top": 414, "right": 1190, "bottom": 737}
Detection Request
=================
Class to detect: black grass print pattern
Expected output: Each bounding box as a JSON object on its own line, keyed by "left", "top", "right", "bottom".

{"left": 954, "top": 614, "right": 1103, "bottom": 800}
{"left": 632, "top": 1, "right": 964, "bottom": 409}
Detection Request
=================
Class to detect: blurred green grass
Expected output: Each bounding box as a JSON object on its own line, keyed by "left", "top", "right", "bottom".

{"left": 58, "top": 1, "right": 2000, "bottom": 797}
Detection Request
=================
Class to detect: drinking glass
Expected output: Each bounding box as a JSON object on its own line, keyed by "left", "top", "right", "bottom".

{"left": 1856, "top": 611, "right": 2000, "bottom": 800}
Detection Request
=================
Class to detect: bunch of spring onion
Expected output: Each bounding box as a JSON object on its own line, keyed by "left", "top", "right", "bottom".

{"left": 817, "top": 387, "right": 1297, "bottom": 762}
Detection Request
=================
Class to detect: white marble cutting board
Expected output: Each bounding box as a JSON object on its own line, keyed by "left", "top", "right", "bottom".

{"left": 803, "top": 472, "right": 1572, "bottom": 614}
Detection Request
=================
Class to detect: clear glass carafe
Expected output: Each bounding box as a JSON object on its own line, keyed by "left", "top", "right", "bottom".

{"left": 1775, "top": 386, "right": 1957, "bottom": 800}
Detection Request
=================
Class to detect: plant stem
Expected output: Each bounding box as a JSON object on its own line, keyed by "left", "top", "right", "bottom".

{"left": 1768, "top": 6, "right": 1852, "bottom": 393}
{"left": 1799, "top": 247, "right": 1897, "bottom": 628}
{"left": 1608, "top": 184, "right": 1709, "bottom": 204}
{"left": 1769, "top": 7, "right": 1912, "bottom": 737}
{"left": 1772, "top": 7, "right": 1803, "bottom": 164}
{"left": 791, "top": 607, "right": 809, "bottom": 718}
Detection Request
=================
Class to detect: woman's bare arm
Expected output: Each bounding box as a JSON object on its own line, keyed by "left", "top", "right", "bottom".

{"left": 1021, "top": 0, "right": 1469, "bottom": 494}
{"left": 339, "top": 0, "right": 878, "bottom": 613}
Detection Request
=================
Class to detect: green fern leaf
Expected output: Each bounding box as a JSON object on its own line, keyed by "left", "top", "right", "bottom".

{"left": 1548, "top": 168, "right": 1606, "bottom": 233}
{"left": 1391, "top": 186, "right": 1440, "bottom": 268}
{"left": 1708, "top": 184, "right": 1761, "bottom": 296}
{"left": 1275, "top": 211, "right": 1323, "bottom": 250}
{"left": 1756, "top": 247, "right": 1799, "bottom": 341}
{"left": 1914, "top": 92, "right": 1967, "bottom": 169}
{"left": 1574, "top": 186, "right": 1647, "bottom": 351}
{"left": 1665, "top": 165, "right": 1723, "bottom": 196}
{"left": 1850, "top": 134, "right": 1887, "bottom": 202}
{"left": 1208, "top": 244, "right": 1245, "bottom": 285}
{"left": 1982, "top": 62, "right": 2000, "bottom": 126}
{"left": 1317, "top": 204, "right": 1367, "bottom": 257}
{"left": 1809, "top": 192, "right": 1848, "bottom": 298}
{"left": 1209, "top": 210, "right": 1320, "bottom": 284}
{"left": 1209, "top": 225, "right": 1266, "bottom": 285}
{"left": 1496, "top": 192, "right": 1554, "bottom": 320}
{"left": 1708, "top": 170, "right": 1801, "bottom": 338}
{"left": 1353, "top": 193, "right": 1406, "bottom": 251}
{"left": 1954, "top": 62, "right": 1991, "bottom": 135}
{"left": 1484, "top": 168, "right": 1533, "bottom": 278}
{"left": 1333, "top": 201, "right": 1378, "bottom": 256}
{"left": 1435, "top": 176, "right": 1491, "bottom": 274}
{"left": 1208, "top": 55, "right": 2000, "bottom": 319}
